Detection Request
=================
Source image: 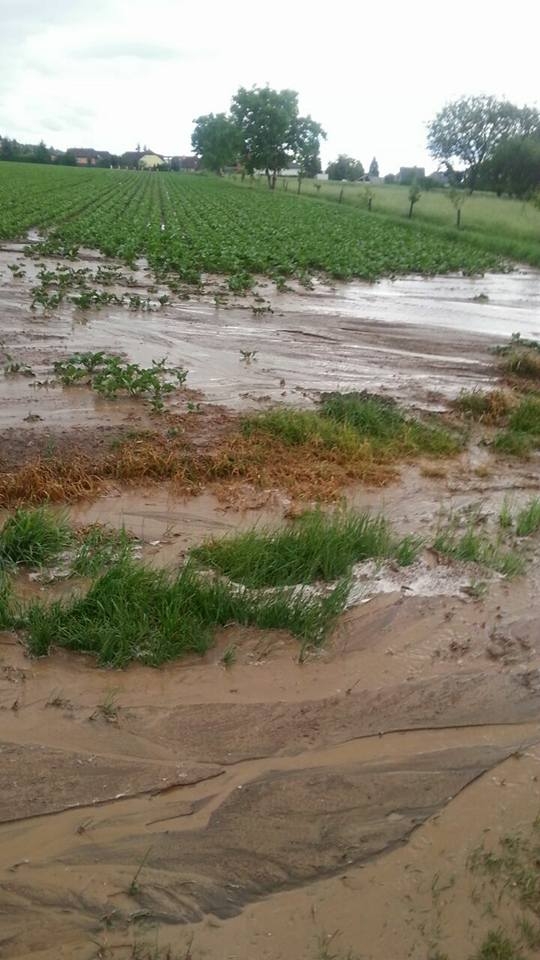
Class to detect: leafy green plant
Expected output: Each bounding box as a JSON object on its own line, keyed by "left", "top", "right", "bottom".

{"left": 53, "top": 353, "right": 187, "bottom": 410}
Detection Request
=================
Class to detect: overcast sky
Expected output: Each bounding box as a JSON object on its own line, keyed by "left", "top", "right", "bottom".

{"left": 1, "top": 0, "right": 539, "bottom": 174}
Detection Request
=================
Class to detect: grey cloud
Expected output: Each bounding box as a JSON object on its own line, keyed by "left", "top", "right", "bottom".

{"left": 75, "top": 40, "right": 185, "bottom": 61}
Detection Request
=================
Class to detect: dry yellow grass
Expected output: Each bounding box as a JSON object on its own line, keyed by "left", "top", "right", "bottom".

{"left": 0, "top": 429, "right": 398, "bottom": 508}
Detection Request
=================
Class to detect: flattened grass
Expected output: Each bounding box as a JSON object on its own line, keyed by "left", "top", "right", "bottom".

{"left": 192, "top": 509, "right": 422, "bottom": 588}
{"left": 23, "top": 559, "right": 349, "bottom": 666}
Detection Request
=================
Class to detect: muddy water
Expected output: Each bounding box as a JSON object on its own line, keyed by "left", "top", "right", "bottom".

{"left": 2, "top": 240, "right": 540, "bottom": 958}
{"left": 2, "top": 243, "right": 540, "bottom": 433}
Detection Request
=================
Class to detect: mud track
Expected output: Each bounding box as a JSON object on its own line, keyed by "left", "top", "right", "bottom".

{"left": 1, "top": 241, "right": 540, "bottom": 958}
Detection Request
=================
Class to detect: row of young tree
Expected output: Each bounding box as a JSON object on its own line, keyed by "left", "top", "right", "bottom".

{"left": 428, "top": 95, "right": 540, "bottom": 198}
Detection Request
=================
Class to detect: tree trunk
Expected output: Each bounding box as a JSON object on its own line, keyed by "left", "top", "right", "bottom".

{"left": 456, "top": 208, "right": 461, "bottom": 229}
{"left": 271, "top": 170, "right": 277, "bottom": 190}
{"left": 297, "top": 176, "right": 302, "bottom": 195}
{"left": 408, "top": 201, "right": 414, "bottom": 218}
{"left": 265, "top": 168, "right": 271, "bottom": 189}
{"left": 368, "top": 196, "right": 372, "bottom": 211}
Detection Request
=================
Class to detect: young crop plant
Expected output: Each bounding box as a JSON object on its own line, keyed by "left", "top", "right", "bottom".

{"left": 53, "top": 353, "right": 187, "bottom": 410}
{"left": 0, "top": 164, "right": 504, "bottom": 287}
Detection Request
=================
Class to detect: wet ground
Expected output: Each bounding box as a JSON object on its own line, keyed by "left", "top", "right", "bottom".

{"left": 1, "top": 240, "right": 540, "bottom": 959}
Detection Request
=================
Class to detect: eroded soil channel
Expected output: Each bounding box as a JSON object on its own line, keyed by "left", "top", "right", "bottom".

{"left": 1, "top": 240, "right": 540, "bottom": 959}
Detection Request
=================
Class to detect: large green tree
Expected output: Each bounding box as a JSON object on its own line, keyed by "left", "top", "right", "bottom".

{"left": 327, "top": 155, "right": 365, "bottom": 181}
{"left": 230, "top": 86, "right": 325, "bottom": 189}
{"left": 296, "top": 115, "right": 325, "bottom": 178}
{"left": 191, "top": 113, "right": 241, "bottom": 174}
{"left": 368, "top": 156, "right": 379, "bottom": 178}
{"left": 485, "top": 135, "right": 540, "bottom": 198}
{"left": 427, "top": 95, "right": 540, "bottom": 191}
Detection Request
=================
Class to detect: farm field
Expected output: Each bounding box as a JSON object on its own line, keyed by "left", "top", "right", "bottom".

{"left": 247, "top": 174, "right": 540, "bottom": 267}
{"left": 0, "top": 164, "right": 540, "bottom": 960}
{"left": 0, "top": 162, "right": 501, "bottom": 281}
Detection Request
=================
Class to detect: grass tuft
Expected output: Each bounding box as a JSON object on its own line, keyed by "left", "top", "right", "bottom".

{"left": 191, "top": 509, "right": 421, "bottom": 588}
{"left": 452, "top": 388, "right": 514, "bottom": 423}
{"left": 515, "top": 498, "right": 540, "bottom": 537}
{"left": 0, "top": 507, "right": 73, "bottom": 570}
{"left": 73, "top": 524, "right": 133, "bottom": 576}
{"left": 434, "top": 519, "right": 525, "bottom": 577}
{"left": 21, "top": 558, "right": 348, "bottom": 666}
{"left": 472, "top": 930, "right": 525, "bottom": 960}
{"left": 508, "top": 397, "right": 540, "bottom": 435}
{"left": 0, "top": 574, "right": 15, "bottom": 630}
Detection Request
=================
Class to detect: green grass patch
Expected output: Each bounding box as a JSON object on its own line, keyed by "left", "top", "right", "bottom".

{"left": 493, "top": 396, "right": 540, "bottom": 457}
{"left": 508, "top": 397, "right": 540, "bottom": 434}
{"left": 0, "top": 507, "right": 73, "bottom": 570}
{"left": 21, "top": 559, "right": 349, "bottom": 666}
{"left": 320, "top": 391, "right": 460, "bottom": 455}
{"left": 434, "top": 519, "right": 525, "bottom": 577}
{"left": 191, "top": 509, "right": 422, "bottom": 589}
{"left": 492, "top": 430, "right": 536, "bottom": 457}
{"left": 242, "top": 408, "right": 363, "bottom": 453}
{"left": 243, "top": 393, "right": 461, "bottom": 461}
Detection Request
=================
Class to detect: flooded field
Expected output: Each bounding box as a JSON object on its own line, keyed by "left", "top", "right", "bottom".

{"left": 1, "top": 238, "right": 540, "bottom": 959}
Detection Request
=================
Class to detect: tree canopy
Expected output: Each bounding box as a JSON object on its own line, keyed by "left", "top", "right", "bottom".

{"left": 191, "top": 113, "right": 241, "bottom": 174}
{"left": 327, "top": 155, "right": 365, "bottom": 181}
{"left": 484, "top": 135, "right": 540, "bottom": 198}
{"left": 230, "top": 86, "right": 325, "bottom": 188}
{"left": 190, "top": 87, "right": 325, "bottom": 188}
{"left": 368, "top": 157, "right": 379, "bottom": 178}
{"left": 427, "top": 95, "right": 540, "bottom": 191}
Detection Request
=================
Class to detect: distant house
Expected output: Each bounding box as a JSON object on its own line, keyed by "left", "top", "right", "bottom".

{"left": 170, "top": 155, "right": 198, "bottom": 171}
{"left": 429, "top": 169, "right": 450, "bottom": 186}
{"left": 398, "top": 166, "right": 425, "bottom": 184}
{"left": 66, "top": 148, "right": 112, "bottom": 167}
{"left": 120, "top": 150, "right": 165, "bottom": 170}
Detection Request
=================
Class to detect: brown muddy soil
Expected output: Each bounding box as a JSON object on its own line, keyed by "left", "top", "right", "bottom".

{"left": 1, "top": 239, "right": 540, "bottom": 959}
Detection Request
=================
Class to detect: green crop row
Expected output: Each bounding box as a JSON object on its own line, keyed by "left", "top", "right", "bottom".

{"left": 0, "top": 162, "right": 500, "bottom": 282}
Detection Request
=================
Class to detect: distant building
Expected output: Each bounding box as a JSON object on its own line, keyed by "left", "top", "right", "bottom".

{"left": 315, "top": 172, "right": 329, "bottom": 181}
{"left": 398, "top": 166, "right": 425, "bottom": 184}
{"left": 429, "top": 169, "right": 450, "bottom": 186}
{"left": 170, "top": 155, "right": 198, "bottom": 171}
{"left": 66, "top": 148, "right": 112, "bottom": 167}
{"left": 120, "top": 150, "right": 164, "bottom": 170}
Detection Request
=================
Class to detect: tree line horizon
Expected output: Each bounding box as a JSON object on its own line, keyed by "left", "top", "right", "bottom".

{"left": 1, "top": 89, "right": 539, "bottom": 199}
